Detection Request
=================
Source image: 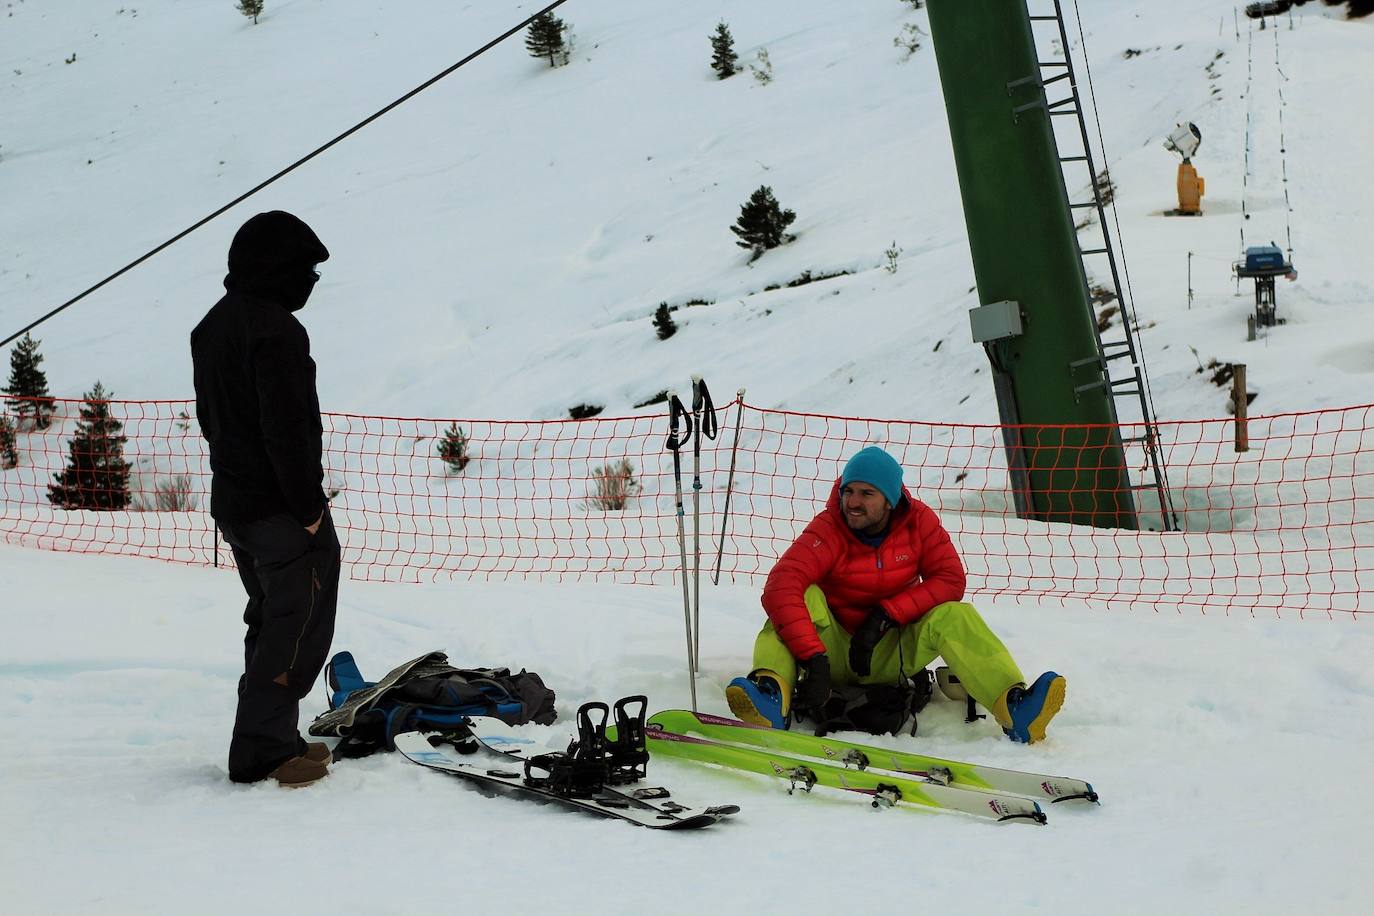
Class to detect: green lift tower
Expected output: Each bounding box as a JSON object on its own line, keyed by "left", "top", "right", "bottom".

{"left": 927, "top": 0, "right": 1174, "bottom": 531}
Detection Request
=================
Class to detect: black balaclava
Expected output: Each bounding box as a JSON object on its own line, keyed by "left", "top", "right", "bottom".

{"left": 224, "top": 210, "right": 330, "bottom": 312}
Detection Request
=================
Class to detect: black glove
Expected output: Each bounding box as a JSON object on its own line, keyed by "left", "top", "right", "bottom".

{"left": 793, "top": 654, "right": 832, "bottom": 716}
{"left": 848, "top": 608, "right": 893, "bottom": 677}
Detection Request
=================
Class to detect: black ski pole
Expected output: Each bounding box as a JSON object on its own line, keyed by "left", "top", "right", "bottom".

{"left": 712, "top": 388, "right": 747, "bottom": 586}
{"left": 665, "top": 392, "right": 698, "bottom": 710}
{"left": 690, "top": 376, "right": 718, "bottom": 674}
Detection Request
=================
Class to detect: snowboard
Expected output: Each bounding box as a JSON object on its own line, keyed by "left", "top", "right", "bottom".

{"left": 395, "top": 730, "right": 740, "bottom": 831}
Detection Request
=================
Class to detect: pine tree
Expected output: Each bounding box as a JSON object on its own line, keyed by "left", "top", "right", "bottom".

{"left": 710, "top": 23, "right": 738, "bottom": 79}
{"left": 653, "top": 303, "right": 678, "bottom": 340}
{"left": 730, "top": 186, "right": 797, "bottom": 259}
{"left": 48, "top": 381, "right": 132, "bottom": 510}
{"left": 236, "top": 0, "right": 264, "bottom": 24}
{"left": 0, "top": 413, "right": 17, "bottom": 470}
{"left": 437, "top": 422, "right": 470, "bottom": 474}
{"left": 525, "top": 12, "right": 567, "bottom": 67}
{"left": 4, "top": 332, "right": 54, "bottom": 430}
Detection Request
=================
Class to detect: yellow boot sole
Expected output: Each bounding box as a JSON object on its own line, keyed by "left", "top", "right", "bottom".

{"left": 725, "top": 683, "right": 774, "bottom": 726}
{"left": 1025, "top": 675, "right": 1066, "bottom": 744}
{"left": 724, "top": 669, "right": 790, "bottom": 727}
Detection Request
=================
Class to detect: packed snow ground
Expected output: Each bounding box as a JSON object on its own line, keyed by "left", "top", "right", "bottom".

{"left": 3, "top": 1, "right": 1373, "bottom": 914}
{"left": 3, "top": 546, "right": 1372, "bottom": 915}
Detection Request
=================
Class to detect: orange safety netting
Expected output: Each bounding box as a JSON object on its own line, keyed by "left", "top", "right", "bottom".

{"left": 2, "top": 395, "right": 1370, "bottom": 617}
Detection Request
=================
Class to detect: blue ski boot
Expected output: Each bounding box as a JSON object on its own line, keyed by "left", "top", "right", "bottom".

{"left": 1002, "top": 672, "right": 1066, "bottom": 744}
{"left": 325, "top": 651, "right": 373, "bottom": 708}
{"left": 725, "top": 669, "right": 789, "bottom": 729}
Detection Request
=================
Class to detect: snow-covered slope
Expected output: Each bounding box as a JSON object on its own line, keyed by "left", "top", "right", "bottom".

{"left": 3, "top": 547, "right": 1372, "bottom": 915}
{"left": 2, "top": 0, "right": 1370, "bottom": 423}
{"left": 3, "top": 3, "right": 1373, "bottom": 914}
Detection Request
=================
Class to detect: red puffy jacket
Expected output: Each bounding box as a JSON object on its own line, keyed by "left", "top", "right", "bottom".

{"left": 760, "top": 480, "right": 966, "bottom": 661}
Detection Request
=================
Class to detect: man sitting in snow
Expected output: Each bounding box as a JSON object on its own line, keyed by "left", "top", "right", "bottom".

{"left": 726, "top": 445, "right": 1065, "bottom": 743}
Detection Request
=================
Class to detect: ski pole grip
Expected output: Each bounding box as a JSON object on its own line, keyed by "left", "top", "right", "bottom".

{"left": 695, "top": 377, "right": 719, "bottom": 440}
{"left": 666, "top": 393, "right": 693, "bottom": 452}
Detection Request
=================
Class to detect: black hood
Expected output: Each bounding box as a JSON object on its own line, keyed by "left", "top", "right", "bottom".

{"left": 224, "top": 210, "right": 330, "bottom": 312}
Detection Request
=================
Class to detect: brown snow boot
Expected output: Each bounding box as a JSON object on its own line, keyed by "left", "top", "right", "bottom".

{"left": 304, "top": 742, "right": 333, "bottom": 765}
{"left": 269, "top": 755, "right": 329, "bottom": 788}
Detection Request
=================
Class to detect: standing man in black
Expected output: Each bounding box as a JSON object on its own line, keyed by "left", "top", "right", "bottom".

{"left": 192, "top": 210, "right": 341, "bottom": 787}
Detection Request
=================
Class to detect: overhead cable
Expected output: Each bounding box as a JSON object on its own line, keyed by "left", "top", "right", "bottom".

{"left": 2, "top": 0, "right": 571, "bottom": 349}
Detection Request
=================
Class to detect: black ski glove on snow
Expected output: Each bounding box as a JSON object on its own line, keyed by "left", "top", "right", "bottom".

{"left": 794, "top": 653, "right": 832, "bottom": 717}
{"left": 848, "top": 608, "right": 893, "bottom": 677}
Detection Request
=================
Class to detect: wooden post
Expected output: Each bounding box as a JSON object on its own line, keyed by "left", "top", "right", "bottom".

{"left": 1233, "top": 364, "right": 1249, "bottom": 453}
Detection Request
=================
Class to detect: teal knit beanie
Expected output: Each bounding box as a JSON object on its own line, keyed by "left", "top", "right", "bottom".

{"left": 840, "top": 446, "right": 904, "bottom": 508}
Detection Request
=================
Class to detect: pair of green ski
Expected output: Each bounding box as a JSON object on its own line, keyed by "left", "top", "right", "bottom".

{"left": 633, "top": 710, "right": 1099, "bottom": 825}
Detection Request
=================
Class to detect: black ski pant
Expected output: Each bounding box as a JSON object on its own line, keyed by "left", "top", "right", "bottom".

{"left": 219, "top": 509, "right": 340, "bottom": 783}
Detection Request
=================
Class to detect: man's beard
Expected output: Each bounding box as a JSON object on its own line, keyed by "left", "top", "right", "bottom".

{"left": 846, "top": 509, "right": 890, "bottom": 536}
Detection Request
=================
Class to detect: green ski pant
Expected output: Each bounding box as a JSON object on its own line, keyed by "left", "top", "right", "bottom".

{"left": 751, "top": 586, "right": 1026, "bottom": 718}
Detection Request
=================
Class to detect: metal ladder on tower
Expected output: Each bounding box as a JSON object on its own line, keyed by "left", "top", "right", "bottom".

{"left": 1016, "top": 0, "right": 1179, "bottom": 532}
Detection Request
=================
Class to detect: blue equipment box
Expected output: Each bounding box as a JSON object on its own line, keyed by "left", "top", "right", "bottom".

{"left": 1244, "top": 245, "right": 1285, "bottom": 271}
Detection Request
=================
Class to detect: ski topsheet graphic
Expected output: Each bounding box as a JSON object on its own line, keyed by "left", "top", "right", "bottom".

{"left": 625, "top": 710, "right": 1103, "bottom": 824}
{"left": 638, "top": 725, "right": 1046, "bottom": 823}
{"left": 647, "top": 709, "right": 1098, "bottom": 805}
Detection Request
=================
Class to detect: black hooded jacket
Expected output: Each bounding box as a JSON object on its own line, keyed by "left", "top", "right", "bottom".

{"left": 191, "top": 211, "right": 330, "bottom": 526}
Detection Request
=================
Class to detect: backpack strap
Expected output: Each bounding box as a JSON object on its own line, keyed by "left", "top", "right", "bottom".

{"left": 331, "top": 708, "right": 389, "bottom": 759}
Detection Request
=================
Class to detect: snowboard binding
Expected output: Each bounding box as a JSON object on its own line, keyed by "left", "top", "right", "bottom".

{"left": 522, "top": 696, "right": 652, "bottom": 797}
{"left": 607, "top": 695, "right": 650, "bottom": 785}
{"left": 525, "top": 702, "right": 612, "bottom": 797}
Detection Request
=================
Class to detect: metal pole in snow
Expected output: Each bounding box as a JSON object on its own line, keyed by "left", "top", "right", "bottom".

{"left": 690, "top": 378, "right": 702, "bottom": 675}
{"left": 1188, "top": 251, "right": 1193, "bottom": 310}
{"left": 689, "top": 377, "right": 718, "bottom": 675}
{"left": 712, "top": 389, "right": 747, "bottom": 586}
{"left": 665, "top": 393, "right": 697, "bottom": 709}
